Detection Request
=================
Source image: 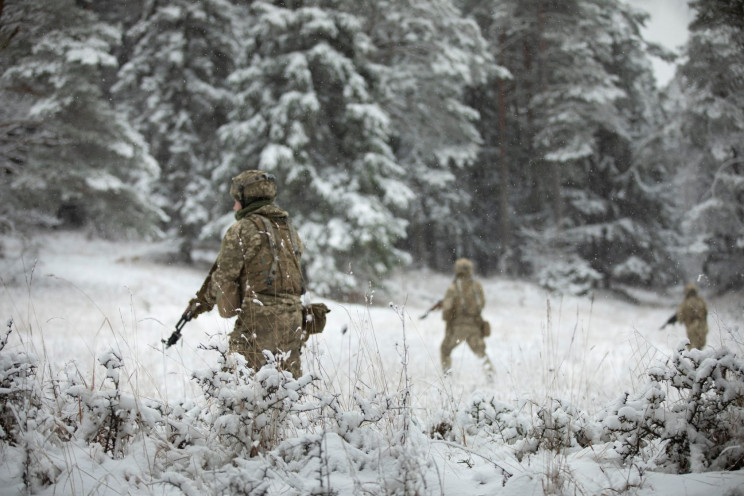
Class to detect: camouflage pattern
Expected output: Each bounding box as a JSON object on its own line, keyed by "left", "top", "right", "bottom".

{"left": 204, "top": 175, "right": 305, "bottom": 376}
{"left": 230, "top": 170, "right": 277, "bottom": 205}
{"left": 440, "top": 258, "right": 493, "bottom": 372}
{"left": 229, "top": 294, "right": 304, "bottom": 377}
{"left": 677, "top": 283, "right": 708, "bottom": 350}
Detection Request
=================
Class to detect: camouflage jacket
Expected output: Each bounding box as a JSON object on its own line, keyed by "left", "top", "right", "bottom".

{"left": 442, "top": 276, "right": 485, "bottom": 323}
{"left": 206, "top": 204, "right": 304, "bottom": 312}
{"left": 677, "top": 294, "right": 707, "bottom": 325}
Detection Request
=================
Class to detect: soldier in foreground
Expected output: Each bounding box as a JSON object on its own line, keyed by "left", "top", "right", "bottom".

{"left": 440, "top": 258, "right": 493, "bottom": 374}
{"left": 186, "top": 170, "right": 306, "bottom": 377}
{"left": 662, "top": 283, "right": 709, "bottom": 350}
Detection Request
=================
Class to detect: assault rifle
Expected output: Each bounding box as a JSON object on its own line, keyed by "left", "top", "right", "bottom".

{"left": 163, "top": 261, "right": 217, "bottom": 348}
{"left": 164, "top": 305, "right": 196, "bottom": 347}
{"left": 660, "top": 312, "right": 677, "bottom": 330}
{"left": 419, "top": 299, "right": 443, "bottom": 320}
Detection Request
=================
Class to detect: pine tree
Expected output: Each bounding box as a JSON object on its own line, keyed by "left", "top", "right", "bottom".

{"left": 217, "top": 1, "right": 411, "bottom": 297}
{"left": 112, "top": 0, "right": 238, "bottom": 261}
{"left": 561, "top": 0, "right": 680, "bottom": 288}
{"left": 460, "top": 0, "right": 537, "bottom": 274}
{"left": 668, "top": 0, "right": 744, "bottom": 291}
{"left": 462, "top": 0, "right": 678, "bottom": 288}
{"left": 0, "top": 0, "right": 162, "bottom": 237}
{"left": 353, "top": 0, "right": 497, "bottom": 273}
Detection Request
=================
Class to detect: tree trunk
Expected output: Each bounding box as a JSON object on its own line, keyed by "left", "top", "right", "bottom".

{"left": 497, "top": 33, "right": 513, "bottom": 273}
{"left": 537, "top": 0, "right": 563, "bottom": 228}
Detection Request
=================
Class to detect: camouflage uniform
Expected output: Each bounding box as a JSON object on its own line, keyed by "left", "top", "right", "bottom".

{"left": 440, "top": 258, "right": 493, "bottom": 373}
{"left": 204, "top": 170, "right": 305, "bottom": 377}
{"left": 677, "top": 283, "right": 708, "bottom": 350}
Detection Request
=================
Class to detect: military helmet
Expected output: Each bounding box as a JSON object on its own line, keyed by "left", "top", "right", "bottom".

{"left": 684, "top": 283, "right": 699, "bottom": 297}
{"left": 230, "top": 170, "right": 277, "bottom": 205}
{"left": 454, "top": 258, "right": 474, "bottom": 277}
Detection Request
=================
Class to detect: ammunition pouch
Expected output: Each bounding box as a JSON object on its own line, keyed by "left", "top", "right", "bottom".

{"left": 442, "top": 308, "right": 454, "bottom": 322}
{"left": 480, "top": 317, "right": 491, "bottom": 337}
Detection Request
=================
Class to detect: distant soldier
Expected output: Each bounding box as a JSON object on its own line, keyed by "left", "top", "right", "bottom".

{"left": 440, "top": 258, "right": 493, "bottom": 374}
{"left": 663, "top": 283, "right": 709, "bottom": 350}
{"left": 189, "top": 170, "right": 306, "bottom": 376}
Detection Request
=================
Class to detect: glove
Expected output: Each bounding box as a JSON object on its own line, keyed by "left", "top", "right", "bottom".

{"left": 187, "top": 298, "right": 211, "bottom": 318}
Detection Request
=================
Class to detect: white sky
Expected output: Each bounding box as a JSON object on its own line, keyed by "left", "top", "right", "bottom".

{"left": 624, "top": 0, "right": 695, "bottom": 86}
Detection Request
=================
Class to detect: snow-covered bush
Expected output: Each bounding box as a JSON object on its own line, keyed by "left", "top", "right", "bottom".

{"left": 600, "top": 343, "right": 744, "bottom": 472}
{"left": 61, "top": 349, "right": 162, "bottom": 458}
{"left": 537, "top": 256, "right": 602, "bottom": 296}
{"left": 435, "top": 394, "right": 598, "bottom": 462}
{"left": 0, "top": 319, "right": 40, "bottom": 443}
{"left": 192, "top": 338, "right": 320, "bottom": 459}
{"left": 0, "top": 320, "right": 65, "bottom": 489}
{"left": 425, "top": 343, "right": 744, "bottom": 476}
{"left": 2, "top": 311, "right": 744, "bottom": 493}
{"left": 453, "top": 394, "right": 531, "bottom": 445}
{"left": 611, "top": 256, "right": 653, "bottom": 286}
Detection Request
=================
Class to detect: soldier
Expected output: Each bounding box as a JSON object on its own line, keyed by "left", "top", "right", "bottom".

{"left": 190, "top": 170, "right": 306, "bottom": 376}
{"left": 440, "top": 258, "right": 493, "bottom": 374}
{"left": 676, "top": 283, "right": 709, "bottom": 350}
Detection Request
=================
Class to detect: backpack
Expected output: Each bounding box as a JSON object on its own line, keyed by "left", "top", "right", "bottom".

{"left": 254, "top": 214, "right": 330, "bottom": 336}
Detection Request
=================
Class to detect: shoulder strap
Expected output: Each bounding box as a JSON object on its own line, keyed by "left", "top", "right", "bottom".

{"left": 255, "top": 214, "right": 304, "bottom": 292}
{"left": 286, "top": 219, "right": 305, "bottom": 294}
{"left": 286, "top": 219, "right": 302, "bottom": 268}
{"left": 455, "top": 279, "right": 465, "bottom": 310}
{"left": 257, "top": 215, "right": 279, "bottom": 286}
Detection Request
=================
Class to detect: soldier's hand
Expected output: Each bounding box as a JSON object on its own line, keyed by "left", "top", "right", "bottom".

{"left": 187, "top": 298, "right": 209, "bottom": 319}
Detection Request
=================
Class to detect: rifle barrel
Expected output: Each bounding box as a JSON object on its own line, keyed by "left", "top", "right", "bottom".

{"left": 165, "top": 265, "right": 216, "bottom": 349}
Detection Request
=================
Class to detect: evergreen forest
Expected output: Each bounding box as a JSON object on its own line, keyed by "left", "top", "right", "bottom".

{"left": 1, "top": 0, "right": 742, "bottom": 298}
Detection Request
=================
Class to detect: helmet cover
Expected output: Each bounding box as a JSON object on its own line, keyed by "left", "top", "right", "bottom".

{"left": 454, "top": 258, "right": 474, "bottom": 277}
{"left": 230, "top": 170, "right": 277, "bottom": 204}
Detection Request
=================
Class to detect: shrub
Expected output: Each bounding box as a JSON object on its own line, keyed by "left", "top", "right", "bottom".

{"left": 600, "top": 343, "right": 744, "bottom": 472}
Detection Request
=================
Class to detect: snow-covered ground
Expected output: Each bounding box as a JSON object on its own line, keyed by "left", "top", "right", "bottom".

{"left": 2, "top": 231, "right": 743, "bottom": 495}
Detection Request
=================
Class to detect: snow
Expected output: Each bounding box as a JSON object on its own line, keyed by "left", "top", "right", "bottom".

{"left": 66, "top": 46, "right": 117, "bottom": 67}
{"left": 260, "top": 143, "right": 295, "bottom": 170}
{"left": 86, "top": 173, "right": 124, "bottom": 192}
{"left": 1, "top": 231, "right": 743, "bottom": 495}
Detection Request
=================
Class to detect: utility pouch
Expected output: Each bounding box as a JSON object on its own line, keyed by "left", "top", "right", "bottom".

{"left": 302, "top": 303, "right": 330, "bottom": 335}
{"left": 480, "top": 318, "right": 491, "bottom": 337}
{"left": 442, "top": 308, "right": 454, "bottom": 322}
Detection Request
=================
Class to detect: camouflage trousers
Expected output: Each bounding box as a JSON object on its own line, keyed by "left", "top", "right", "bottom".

{"left": 229, "top": 295, "right": 304, "bottom": 377}
{"left": 685, "top": 320, "right": 708, "bottom": 350}
{"left": 440, "top": 319, "right": 492, "bottom": 373}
